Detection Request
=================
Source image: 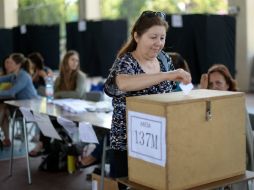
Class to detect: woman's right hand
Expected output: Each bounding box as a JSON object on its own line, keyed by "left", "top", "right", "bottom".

{"left": 170, "top": 69, "right": 192, "bottom": 84}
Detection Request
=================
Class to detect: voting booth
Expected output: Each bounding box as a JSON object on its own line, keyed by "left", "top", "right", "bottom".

{"left": 126, "top": 89, "right": 246, "bottom": 190}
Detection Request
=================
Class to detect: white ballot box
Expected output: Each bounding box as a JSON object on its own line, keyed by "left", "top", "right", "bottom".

{"left": 126, "top": 89, "right": 246, "bottom": 190}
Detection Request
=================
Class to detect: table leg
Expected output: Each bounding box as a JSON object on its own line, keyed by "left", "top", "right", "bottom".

{"left": 9, "top": 109, "right": 17, "bottom": 176}
{"left": 0, "top": 140, "right": 2, "bottom": 150}
{"left": 23, "top": 117, "right": 32, "bottom": 184}
{"left": 100, "top": 134, "right": 107, "bottom": 190}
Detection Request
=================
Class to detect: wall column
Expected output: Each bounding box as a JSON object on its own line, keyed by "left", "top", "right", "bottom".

{"left": 78, "top": 0, "right": 101, "bottom": 20}
{"left": 0, "top": 0, "right": 18, "bottom": 28}
{"left": 228, "top": 0, "right": 254, "bottom": 91}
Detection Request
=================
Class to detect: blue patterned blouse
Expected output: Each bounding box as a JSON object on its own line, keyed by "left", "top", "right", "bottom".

{"left": 104, "top": 51, "right": 177, "bottom": 151}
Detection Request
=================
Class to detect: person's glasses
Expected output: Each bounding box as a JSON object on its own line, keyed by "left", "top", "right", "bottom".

{"left": 140, "top": 11, "right": 166, "bottom": 20}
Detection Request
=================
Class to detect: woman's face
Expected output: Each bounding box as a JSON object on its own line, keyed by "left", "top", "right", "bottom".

{"left": 68, "top": 54, "right": 79, "bottom": 71}
{"left": 208, "top": 71, "right": 229, "bottom": 91}
{"left": 5, "top": 57, "right": 20, "bottom": 74}
{"left": 135, "top": 25, "right": 166, "bottom": 58}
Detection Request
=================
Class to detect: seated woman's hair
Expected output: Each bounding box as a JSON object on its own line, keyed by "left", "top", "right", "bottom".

{"left": 28, "top": 52, "right": 44, "bottom": 70}
{"left": 168, "top": 52, "right": 190, "bottom": 73}
{"left": 1, "top": 56, "right": 9, "bottom": 75}
{"left": 208, "top": 64, "right": 237, "bottom": 91}
{"left": 10, "top": 53, "right": 32, "bottom": 74}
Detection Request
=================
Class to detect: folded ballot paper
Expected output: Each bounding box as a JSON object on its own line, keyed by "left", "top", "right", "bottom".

{"left": 179, "top": 82, "right": 194, "bottom": 95}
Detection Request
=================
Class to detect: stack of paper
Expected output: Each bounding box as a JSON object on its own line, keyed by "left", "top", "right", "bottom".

{"left": 52, "top": 99, "right": 94, "bottom": 113}
{"left": 52, "top": 99, "right": 113, "bottom": 113}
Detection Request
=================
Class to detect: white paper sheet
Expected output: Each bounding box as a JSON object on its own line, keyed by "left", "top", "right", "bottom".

{"left": 128, "top": 111, "right": 166, "bottom": 167}
{"left": 20, "top": 25, "right": 27, "bottom": 34}
{"left": 52, "top": 99, "right": 94, "bottom": 113}
{"left": 179, "top": 82, "right": 194, "bottom": 95}
{"left": 57, "top": 116, "right": 78, "bottom": 142}
{"left": 57, "top": 117, "right": 77, "bottom": 135}
{"left": 33, "top": 112, "right": 62, "bottom": 140}
{"left": 78, "top": 20, "right": 87, "bottom": 32}
{"left": 79, "top": 122, "right": 98, "bottom": 144}
{"left": 171, "top": 15, "right": 183, "bottom": 28}
{"left": 19, "top": 107, "right": 35, "bottom": 122}
{"left": 52, "top": 99, "right": 113, "bottom": 113}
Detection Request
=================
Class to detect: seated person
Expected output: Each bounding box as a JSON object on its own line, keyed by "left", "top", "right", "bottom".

{"left": 54, "top": 50, "right": 87, "bottom": 99}
{"left": 0, "top": 56, "right": 12, "bottom": 146}
{"left": 200, "top": 64, "right": 254, "bottom": 190}
{"left": 29, "top": 50, "right": 90, "bottom": 161}
{"left": 0, "top": 53, "right": 38, "bottom": 146}
{"left": 168, "top": 52, "right": 190, "bottom": 72}
{"left": 200, "top": 64, "right": 237, "bottom": 91}
{"left": 0, "top": 56, "right": 12, "bottom": 90}
{"left": 28, "top": 52, "right": 53, "bottom": 95}
{"left": 168, "top": 52, "right": 191, "bottom": 91}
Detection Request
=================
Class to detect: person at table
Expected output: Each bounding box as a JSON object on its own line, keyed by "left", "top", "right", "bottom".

{"left": 29, "top": 50, "right": 88, "bottom": 156}
{"left": 168, "top": 52, "right": 191, "bottom": 92}
{"left": 168, "top": 52, "right": 190, "bottom": 73}
{"left": 200, "top": 64, "right": 254, "bottom": 190}
{"left": 104, "top": 10, "right": 191, "bottom": 185}
{"left": 28, "top": 52, "right": 53, "bottom": 95}
{"left": 0, "top": 56, "right": 12, "bottom": 90}
{"left": 0, "top": 53, "right": 38, "bottom": 146}
{"left": 200, "top": 64, "right": 237, "bottom": 91}
{"left": 54, "top": 50, "right": 87, "bottom": 99}
{"left": 0, "top": 56, "right": 12, "bottom": 146}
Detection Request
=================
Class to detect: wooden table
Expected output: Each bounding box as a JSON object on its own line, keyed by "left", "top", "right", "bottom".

{"left": 117, "top": 170, "right": 254, "bottom": 190}
{"left": 5, "top": 98, "right": 112, "bottom": 190}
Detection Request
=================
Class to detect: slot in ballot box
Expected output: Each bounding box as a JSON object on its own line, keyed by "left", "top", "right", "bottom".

{"left": 126, "top": 89, "right": 246, "bottom": 190}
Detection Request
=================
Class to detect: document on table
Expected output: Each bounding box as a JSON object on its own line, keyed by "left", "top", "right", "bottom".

{"left": 19, "top": 107, "right": 35, "bottom": 122}
{"left": 52, "top": 99, "right": 94, "bottom": 113}
{"left": 79, "top": 122, "right": 99, "bottom": 144}
{"left": 33, "top": 112, "right": 62, "bottom": 140}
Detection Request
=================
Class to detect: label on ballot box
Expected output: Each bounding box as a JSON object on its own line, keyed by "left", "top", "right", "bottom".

{"left": 127, "top": 111, "right": 166, "bottom": 167}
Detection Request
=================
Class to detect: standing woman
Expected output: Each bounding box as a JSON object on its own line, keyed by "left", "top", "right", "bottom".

{"left": 0, "top": 53, "right": 38, "bottom": 146}
{"left": 54, "top": 50, "right": 87, "bottom": 99}
{"left": 104, "top": 10, "right": 191, "bottom": 181}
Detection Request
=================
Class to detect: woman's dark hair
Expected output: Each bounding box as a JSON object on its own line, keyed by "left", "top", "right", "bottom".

{"left": 168, "top": 52, "right": 190, "bottom": 73}
{"left": 117, "top": 11, "right": 169, "bottom": 58}
{"left": 1, "top": 56, "right": 9, "bottom": 75}
{"left": 9, "top": 53, "right": 32, "bottom": 74}
{"left": 28, "top": 52, "right": 44, "bottom": 70}
{"left": 208, "top": 64, "right": 237, "bottom": 91}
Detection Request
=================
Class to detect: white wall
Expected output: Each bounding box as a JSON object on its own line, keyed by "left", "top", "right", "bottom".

{"left": 79, "top": 0, "right": 101, "bottom": 20}
{"left": 229, "top": 0, "right": 254, "bottom": 91}
{"left": 0, "top": 0, "right": 18, "bottom": 28}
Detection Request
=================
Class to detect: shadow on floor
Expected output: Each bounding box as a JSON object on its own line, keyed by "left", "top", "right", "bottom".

{"left": 0, "top": 157, "right": 96, "bottom": 190}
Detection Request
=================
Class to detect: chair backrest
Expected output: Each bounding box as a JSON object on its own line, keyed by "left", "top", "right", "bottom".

{"left": 83, "top": 91, "right": 104, "bottom": 102}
